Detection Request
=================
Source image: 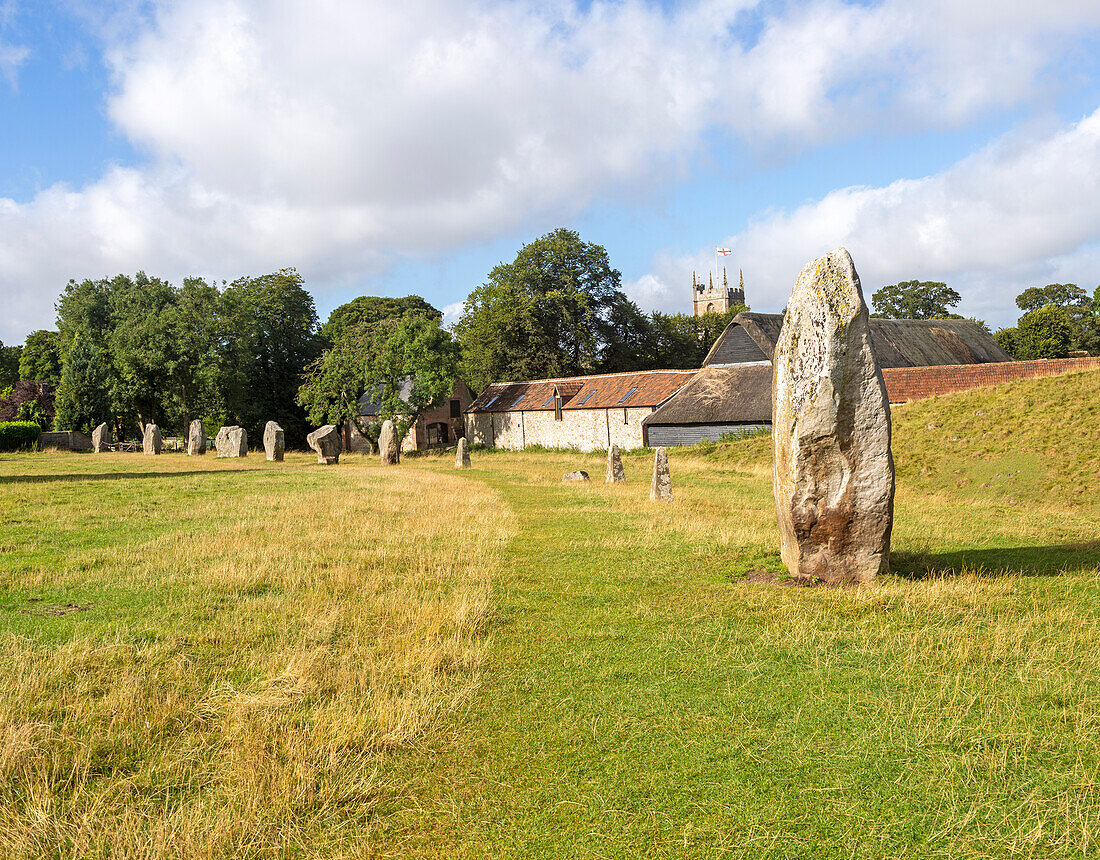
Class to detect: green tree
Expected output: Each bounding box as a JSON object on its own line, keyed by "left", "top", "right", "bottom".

{"left": 363, "top": 315, "right": 460, "bottom": 459}
{"left": 871, "top": 281, "right": 961, "bottom": 319}
{"left": 993, "top": 327, "right": 1019, "bottom": 359}
{"left": 1014, "top": 284, "right": 1098, "bottom": 354}
{"left": 455, "top": 228, "right": 628, "bottom": 389}
{"left": 298, "top": 296, "right": 442, "bottom": 441}
{"left": 164, "top": 278, "right": 225, "bottom": 433}
{"left": 107, "top": 272, "right": 177, "bottom": 433}
{"left": 18, "top": 330, "right": 62, "bottom": 385}
{"left": 647, "top": 307, "right": 745, "bottom": 369}
{"left": 1015, "top": 305, "right": 1072, "bottom": 359}
{"left": 220, "top": 269, "right": 321, "bottom": 445}
{"left": 54, "top": 334, "right": 112, "bottom": 434}
{"left": 0, "top": 341, "right": 20, "bottom": 389}
{"left": 56, "top": 277, "right": 114, "bottom": 353}
{"left": 321, "top": 295, "right": 440, "bottom": 344}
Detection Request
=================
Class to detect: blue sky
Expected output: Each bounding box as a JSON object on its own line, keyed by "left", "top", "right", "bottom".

{"left": 3, "top": 0, "right": 1100, "bottom": 345}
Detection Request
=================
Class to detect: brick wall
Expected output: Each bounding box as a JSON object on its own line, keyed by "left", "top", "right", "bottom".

{"left": 883, "top": 357, "right": 1100, "bottom": 403}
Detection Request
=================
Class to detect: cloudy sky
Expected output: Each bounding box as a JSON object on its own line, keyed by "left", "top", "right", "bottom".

{"left": 2, "top": 0, "right": 1100, "bottom": 345}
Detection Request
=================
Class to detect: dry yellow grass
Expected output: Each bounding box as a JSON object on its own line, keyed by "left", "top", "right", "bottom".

{"left": 0, "top": 452, "right": 512, "bottom": 858}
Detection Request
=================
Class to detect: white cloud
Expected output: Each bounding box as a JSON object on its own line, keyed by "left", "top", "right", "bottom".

{"left": 442, "top": 301, "right": 465, "bottom": 327}
{"left": 3, "top": 0, "right": 1100, "bottom": 342}
{"left": 636, "top": 108, "right": 1100, "bottom": 328}
{"left": 0, "top": 40, "right": 28, "bottom": 88}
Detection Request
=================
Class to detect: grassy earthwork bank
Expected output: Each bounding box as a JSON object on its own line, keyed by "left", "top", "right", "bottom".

{"left": 3, "top": 370, "right": 1100, "bottom": 857}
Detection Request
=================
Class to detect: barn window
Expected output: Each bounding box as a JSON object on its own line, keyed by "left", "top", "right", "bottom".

{"left": 578, "top": 391, "right": 595, "bottom": 406}
{"left": 554, "top": 395, "right": 563, "bottom": 421}
{"left": 449, "top": 399, "right": 461, "bottom": 418}
{"left": 623, "top": 407, "right": 628, "bottom": 424}
{"left": 542, "top": 394, "right": 556, "bottom": 407}
{"left": 483, "top": 395, "right": 499, "bottom": 408}
{"left": 616, "top": 387, "right": 637, "bottom": 404}
{"left": 511, "top": 394, "right": 526, "bottom": 408}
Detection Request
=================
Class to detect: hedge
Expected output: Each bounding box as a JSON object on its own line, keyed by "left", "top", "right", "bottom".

{"left": 0, "top": 421, "right": 41, "bottom": 451}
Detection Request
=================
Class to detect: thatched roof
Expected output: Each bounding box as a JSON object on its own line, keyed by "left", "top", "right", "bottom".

{"left": 642, "top": 364, "right": 772, "bottom": 427}
{"left": 706, "top": 313, "right": 1012, "bottom": 368}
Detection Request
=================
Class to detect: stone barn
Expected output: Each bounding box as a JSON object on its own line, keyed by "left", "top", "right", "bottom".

{"left": 465, "top": 369, "right": 697, "bottom": 452}
{"left": 642, "top": 312, "right": 1015, "bottom": 446}
{"left": 344, "top": 377, "right": 474, "bottom": 453}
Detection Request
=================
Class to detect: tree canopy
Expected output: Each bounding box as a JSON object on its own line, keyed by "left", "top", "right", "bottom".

{"left": 870, "top": 281, "right": 962, "bottom": 319}
{"left": 298, "top": 297, "right": 455, "bottom": 451}
{"left": 454, "top": 228, "right": 747, "bottom": 390}
{"left": 50, "top": 268, "right": 320, "bottom": 443}
{"left": 455, "top": 228, "right": 625, "bottom": 390}
{"left": 996, "top": 283, "right": 1100, "bottom": 359}
{"left": 18, "top": 330, "right": 61, "bottom": 385}
{"left": 0, "top": 341, "right": 19, "bottom": 390}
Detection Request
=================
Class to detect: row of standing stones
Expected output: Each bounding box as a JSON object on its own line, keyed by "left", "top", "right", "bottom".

{"left": 89, "top": 247, "right": 891, "bottom": 587}
{"left": 90, "top": 419, "right": 289, "bottom": 461}
{"left": 560, "top": 445, "right": 672, "bottom": 502}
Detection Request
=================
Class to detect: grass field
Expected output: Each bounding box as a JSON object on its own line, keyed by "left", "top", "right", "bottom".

{"left": 3, "top": 369, "right": 1100, "bottom": 858}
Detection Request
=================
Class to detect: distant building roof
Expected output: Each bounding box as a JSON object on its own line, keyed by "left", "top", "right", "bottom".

{"left": 705, "top": 312, "right": 1013, "bottom": 368}
{"left": 642, "top": 365, "right": 773, "bottom": 428}
{"left": 466, "top": 369, "right": 697, "bottom": 414}
{"left": 357, "top": 376, "right": 415, "bottom": 416}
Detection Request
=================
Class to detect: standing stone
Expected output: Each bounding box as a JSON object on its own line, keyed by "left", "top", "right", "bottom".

{"left": 215, "top": 425, "right": 248, "bottom": 458}
{"left": 563, "top": 470, "right": 590, "bottom": 482}
{"left": 92, "top": 422, "right": 111, "bottom": 453}
{"left": 379, "top": 419, "right": 399, "bottom": 466}
{"left": 649, "top": 447, "right": 672, "bottom": 501}
{"left": 142, "top": 423, "right": 161, "bottom": 455}
{"left": 772, "top": 248, "right": 894, "bottom": 585}
{"left": 187, "top": 419, "right": 206, "bottom": 456}
{"left": 307, "top": 424, "right": 341, "bottom": 464}
{"left": 263, "top": 421, "right": 285, "bottom": 462}
{"left": 605, "top": 445, "right": 625, "bottom": 484}
{"left": 455, "top": 437, "right": 471, "bottom": 469}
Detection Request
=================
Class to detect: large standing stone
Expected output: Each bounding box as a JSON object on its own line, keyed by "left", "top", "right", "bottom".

{"left": 650, "top": 447, "right": 671, "bottom": 501}
{"left": 92, "top": 423, "right": 111, "bottom": 453}
{"left": 605, "top": 445, "right": 625, "bottom": 484}
{"left": 142, "top": 423, "right": 161, "bottom": 455}
{"left": 307, "top": 424, "right": 341, "bottom": 465}
{"left": 772, "top": 248, "right": 894, "bottom": 585}
{"left": 187, "top": 419, "right": 206, "bottom": 456}
{"left": 455, "top": 437, "right": 471, "bottom": 469}
{"left": 263, "top": 421, "right": 285, "bottom": 462}
{"left": 215, "top": 425, "right": 248, "bottom": 458}
{"left": 379, "top": 420, "right": 399, "bottom": 466}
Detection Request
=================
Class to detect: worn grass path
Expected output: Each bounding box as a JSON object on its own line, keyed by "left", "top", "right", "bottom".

{"left": 375, "top": 441, "right": 1100, "bottom": 858}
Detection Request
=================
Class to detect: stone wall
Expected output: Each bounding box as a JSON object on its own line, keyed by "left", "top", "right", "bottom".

{"left": 345, "top": 421, "right": 417, "bottom": 453}
{"left": 39, "top": 430, "right": 93, "bottom": 452}
{"left": 467, "top": 407, "right": 652, "bottom": 452}
{"left": 883, "top": 357, "right": 1100, "bottom": 403}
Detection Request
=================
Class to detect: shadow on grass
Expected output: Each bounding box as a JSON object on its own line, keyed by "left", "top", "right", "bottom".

{"left": 0, "top": 470, "right": 264, "bottom": 484}
{"left": 893, "top": 540, "right": 1100, "bottom": 580}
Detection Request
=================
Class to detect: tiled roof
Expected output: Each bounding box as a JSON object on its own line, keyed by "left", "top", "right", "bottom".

{"left": 466, "top": 369, "right": 697, "bottom": 413}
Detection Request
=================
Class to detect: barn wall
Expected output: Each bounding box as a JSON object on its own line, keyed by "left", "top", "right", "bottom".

{"left": 645, "top": 423, "right": 770, "bottom": 448}
{"left": 466, "top": 408, "right": 651, "bottom": 452}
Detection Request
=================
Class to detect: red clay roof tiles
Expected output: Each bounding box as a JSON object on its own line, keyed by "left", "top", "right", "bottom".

{"left": 466, "top": 369, "right": 697, "bottom": 413}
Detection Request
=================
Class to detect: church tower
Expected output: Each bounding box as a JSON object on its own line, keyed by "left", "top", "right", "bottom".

{"left": 693, "top": 266, "right": 744, "bottom": 316}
